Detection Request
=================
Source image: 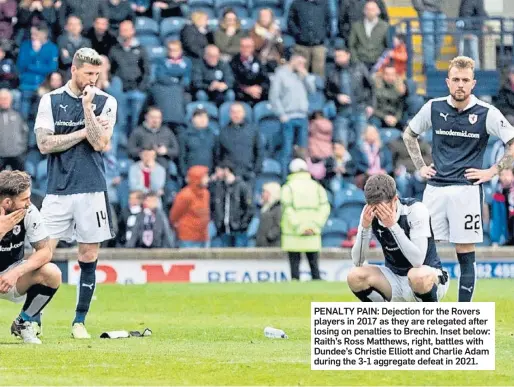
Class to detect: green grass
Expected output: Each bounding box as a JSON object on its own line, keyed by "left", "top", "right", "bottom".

{"left": 0, "top": 280, "right": 513, "bottom": 386}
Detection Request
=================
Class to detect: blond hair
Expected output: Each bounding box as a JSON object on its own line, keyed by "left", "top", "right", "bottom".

{"left": 72, "top": 47, "right": 102, "bottom": 68}
{"left": 0, "top": 170, "right": 31, "bottom": 198}
{"left": 448, "top": 56, "right": 475, "bottom": 74}
{"left": 191, "top": 11, "right": 208, "bottom": 26}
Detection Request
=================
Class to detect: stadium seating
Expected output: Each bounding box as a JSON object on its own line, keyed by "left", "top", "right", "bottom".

{"left": 135, "top": 17, "right": 160, "bottom": 36}
{"left": 253, "top": 101, "right": 282, "bottom": 158}
{"left": 261, "top": 158, "right": 281, "bottom": 176}
{"left": 380, "top": 128, "right": 402, "bottom": 145}
{"left": 160, "top": 17, "right": 189, "bottom": 42}
{"left": 322, "top": 218, "right": 348, "bottom": 247}
{"left": 426, "top": 70, "right": 500, "bottom": 98}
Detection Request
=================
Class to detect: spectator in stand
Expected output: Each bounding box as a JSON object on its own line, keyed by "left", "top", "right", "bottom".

{"left": 287, "top": 0, "right": 330, "bottom": 77}
{"left": 103, "top": 141, "right": 121, "bottom": 212}
{"left": 458, "top": 0, "right": 487, "bottom": 69}
{"left": 170, "top": 165, "right": 210, "bottom": 248}
{"left": 256, "top": 182, "right": 282, "bottom": 247}
{"left": 86, "top": 16, "right": 118, "bottom": 57}
{"left": 31, "top": 70, "right": 62, "bottom": 119}
{"left": 17, "top": 0, "right": 57, "bottom": 43}
{"left": 0, "top": 0, "right": 17, "bottom": 41}
{"left": 107, "top": 0, "right": 135, "bottom": 35}
{"left": 231, "top": 37, "right": 269, "bottom": 106}
{"left": 389, "top": 130, "right": 431, "bottom": 198}
{"left": 349, "top": 1, "right": 389, "bottom": 71}
{"left": 128, "top": 106, "right": 179, "bottom": 168}
{"left": 109, "top": 19, "right": 150, "bottom": 135}
{"left": 180, "top": 11, "right": 214, "bottom": 64}
{"left": 178, "top": 107, "right": 218, "bottom": 177}
{"left": 338, "top": 0, "right": 388, "bottom": 43}
{"left": 57, "top": 15, "right": 92, "bottom": 80}
{"left": 152, "top": 0, "right": 185, "bottom": 20}
{"left": 152, "top": 40, "right": 192, "bottom": 127}
{"left": 249, "top": 8, "right": 284, "bottom": 72}
{"left": 496, "top": 65, "right": 514, "bottom": 125}
{"left": 126, "top": 192, "right": 175, "bottom": 248}
{"left": 192, "top": 45, "right": 235, "bottom": 106}
{"left": 322, "top": 141, "right": 364, "bottom": 193}
{"left": 59, "top": 0, "right": 108, "bottom": 32}
{"left": 378, "top": 34, "right": 408, "bottom": 78}
{"left": 370, "top": 64, "right": 406, "bottom": 130}
{"left": 129, "top": 145, "right": 166, "bottom": 203}
{"left": 130, "top": 0, "right": 151, "bottom": 17}
{"left": 413, "top": 0, "right": 447, "bottom": 72}
{"left": 356, "top": 124, "right": 393, "bottom": 188}
{"left": 17, "top": 24, "right": 58, "bottom": 120}
{"left": 308, "top": 110, "right": 333, "bottom": 161}
{"left": 281, "top": 158, "right": 330, "bottom": 280}
{"left": 217, "top": 102, "right": 264, "bottom": 187}
{"left": 214, "top": 9, "right": 245, "bottom": 63}
{"left": 325, "top": 41, "right": 374, "bottom": 147}
{"left": 117, "top": 190, "right": 143, "bottom": 246}
{"left": 0, "top": 89, "right": 29, "bottom": 171}
{"left": 210, "top": 161, "right": 254, "bottom": 247}
{"left": 0, "top": 42, "right": 18, "bottom": 102}
{"left": 269, "top": 53, "right": 316, "bottom": 179}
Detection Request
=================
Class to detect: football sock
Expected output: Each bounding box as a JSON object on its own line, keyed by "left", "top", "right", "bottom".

{"left": 352, "top": 287, "right": 389, "bottom": 302}
{"left": 74, "top": 260, "right": 97, "bottom": 325}
{"left": 457, "top": 252, "right": 476, "bottom": 302}
{"left": 414, "top": 283, "right": 438, "bottom": 302}
{"left": 18, "top": 284, "right": 58, "bottom": 322}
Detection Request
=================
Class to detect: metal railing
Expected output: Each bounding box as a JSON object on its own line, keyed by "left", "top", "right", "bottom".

{"left": 393, "top": 16, "right": 514, "bottom": 79}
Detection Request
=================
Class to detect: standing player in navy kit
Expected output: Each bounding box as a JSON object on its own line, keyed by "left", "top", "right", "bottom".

{"left": 0, "top": 171, "right": 61, "bottom": 344}
{"left": 348, "top": 175, "right": 449, "bottom": 302}
{"left": 403, "top": 56, "right": 514, "bottom": 302}
{"left": 35, "top": 48, "right": 117, "bottom": 338}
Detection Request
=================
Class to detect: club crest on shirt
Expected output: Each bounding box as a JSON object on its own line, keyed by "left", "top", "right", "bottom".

{"left": 12, "top": 225, "right": 21, "bottom": 235}
{"left": 469, "top": 114, "right": 478, "bottom": 125}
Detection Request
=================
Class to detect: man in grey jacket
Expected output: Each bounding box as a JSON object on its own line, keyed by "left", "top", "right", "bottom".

{"left": 0, "top": 89, "right": 28, "bottom": 171}
{"left": 269, "top": 54, "right": 316, "bottom": 179}
{"left": 412, "top": 0, "right": 447, "bottom": 71}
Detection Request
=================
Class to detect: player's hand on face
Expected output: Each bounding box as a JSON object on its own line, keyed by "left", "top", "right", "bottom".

{"left": 0, "top": 208, "right": 26, "bottom": 236}
{"left": 0, "top": 270, "right": 20, "bottom": 294}
{"left": 419, "top": 163, "right": 436, "bottom": 179}
{"left": 375, "top": 203, "right": 396, "bottom": 228}
{"left": 465, "top": 167, "right": 497, "bottom": 185}
{"left": 82, "top": 85, "right": 96, "bottom": 106}
{"left": 361, "top": 205, "right": 375, "bottom": 228}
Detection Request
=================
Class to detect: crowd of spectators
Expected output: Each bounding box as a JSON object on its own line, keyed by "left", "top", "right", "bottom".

{"left": 1, "top": 0, "right": 510, "bottom": 248}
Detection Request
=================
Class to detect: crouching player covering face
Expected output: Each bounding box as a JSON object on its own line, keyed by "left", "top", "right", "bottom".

{"left": 0, "top": 171, "right": 61, "bottom": 344}
{"left": 348, "top": 174, "right": 450, "bottom": 302}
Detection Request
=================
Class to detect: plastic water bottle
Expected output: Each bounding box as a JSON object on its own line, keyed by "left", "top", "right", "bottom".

{"left": 264, "top": 327, "right": 288, "bottom": 339}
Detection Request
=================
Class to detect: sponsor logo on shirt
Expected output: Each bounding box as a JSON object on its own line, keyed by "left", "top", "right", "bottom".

{"left": 435, "top": 128, "right": 480, "bottom": 139}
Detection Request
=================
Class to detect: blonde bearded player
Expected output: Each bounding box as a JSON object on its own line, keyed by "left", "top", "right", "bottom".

{"left": 34, "top": 47, "right": 117, "bottom": 338}
{"left": 403, "top": 56, "right": 514, "bottom": 302}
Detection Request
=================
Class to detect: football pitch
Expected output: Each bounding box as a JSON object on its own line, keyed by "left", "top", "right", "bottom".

{"left": 0, "top": 280, "right": 513, "bottom": 386}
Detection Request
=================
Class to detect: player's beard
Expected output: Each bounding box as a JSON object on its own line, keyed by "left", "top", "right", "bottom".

{"left": 452, "top": 89, "right": 468, "bottom": 102}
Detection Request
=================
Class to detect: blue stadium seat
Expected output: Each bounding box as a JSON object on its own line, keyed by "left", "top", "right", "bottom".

{"left": 164, "top": 179, "right": 181, "bottom": 207}
{"left": 118, "top": 158, "right": 133, "bottom": 177}
{"left": 261, "top": 158, "right": 281, "bottom": 176}
{"left": 380, "top": 128, "right": 402, "bottom": 145}
{"left": 322, "top": 217, "right": 348, "bottom": 236}
{"left": 333, "top": 186, "right": 366, "bottom": 208}
{"left": 189, "top": 6, "right": 216, "bottom": 18}
{"left": 252, "top": 0, "right": 281, "bottom": 7}
{"left": 321, "top": 234, "right": 343, "bottom": 247}
{"left": 336, "top": 203, "right": 365, "bottom": 229}
{"left": 28, "top": 130, "right": 37, "bottom": 149}
{"left": 254, "top": 101, "right": 281, "bottom": 158}
{"left": 117, "top": 178, "right": 130, "bottom": 210}
{"left": 26, "top": 149, "right": 43, "bottom": 169}
{"left": 323, "top": 100, "right": 337, "bottom": 120}
{"left": 219, "top": 101, "right": 253, "bottom": 128}
{"left": 36, "top": 160, "right": 48, "bottom": 192}
{"left": 239, "top": 17, "right": 256, "bottom": 31}
{"left": 168, "top": 161, "right": 179, "bottom": 178}
{"left": 186, "top": 101, "right": 218, "bottom": 121}
{"left": 138, "top": 35, "right": 161, "bottom": 48}
{"left": 215, "top": 0, "right": 247, "bottom": 8}
{"left": 160, "top": 17, "right": 189, "bottom": 42}
{"left": 25, "top": 160, "right": 35, "bottom": 177}
{"left": 147, "top": 46, "right": 166, "bottom": 65}
{"left": 253, "top": 100, "right": 275, "bottom": 122}
{"left": 135, "top": 17, "right": 159, "bottom": 36}
{"left": 308, "top": 75, "right": 326, "bottom": 114}
{"left": 189, "top": 0, "right": 214, "bottom": 6}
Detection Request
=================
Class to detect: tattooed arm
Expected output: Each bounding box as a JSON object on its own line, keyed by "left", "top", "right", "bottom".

{"left": 403, "top": 127, "right": 436, "bottom": 179}
{"left": 496, "top": 138, "right": 514, "bottom": 172}
{"left": 83, "top": 103, "right": 111, "bottom": 152}
{"left": 82, "top": 85, "right": 115, "bottom": 152}
{"left": 36, "top": 127, "right": 87, "bottom": 155}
